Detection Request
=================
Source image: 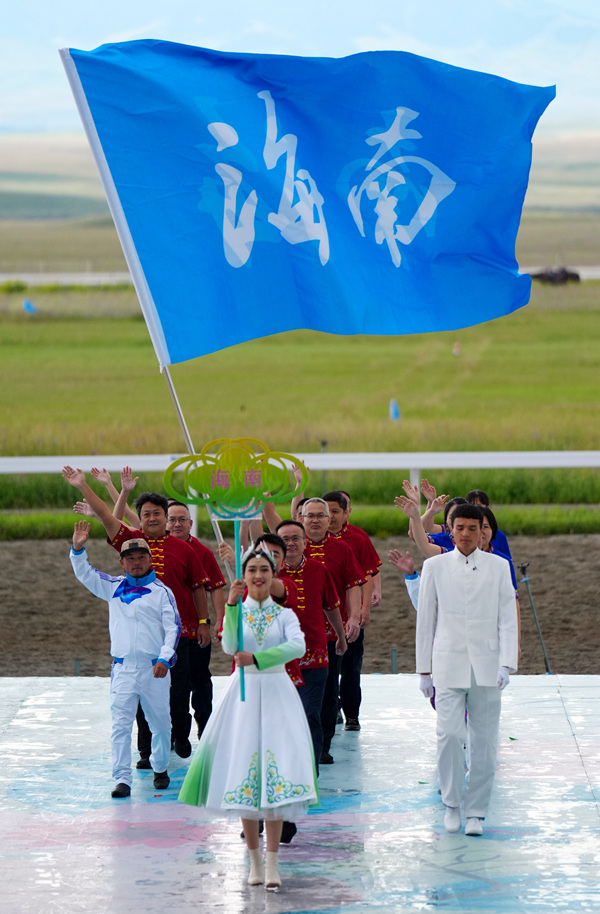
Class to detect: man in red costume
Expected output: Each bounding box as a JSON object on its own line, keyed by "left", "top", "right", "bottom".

{"left": 298, "top": 497, "right": 364, "bottom": 765}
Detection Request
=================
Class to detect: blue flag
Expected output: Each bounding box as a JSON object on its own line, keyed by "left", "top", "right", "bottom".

{"left": 61, "top": 41, "right": 554, "bottom": 367}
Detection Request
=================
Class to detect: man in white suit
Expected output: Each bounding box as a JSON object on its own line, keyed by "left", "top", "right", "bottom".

{"left": 416, "top": 504, "right": 518, "bottom": 836}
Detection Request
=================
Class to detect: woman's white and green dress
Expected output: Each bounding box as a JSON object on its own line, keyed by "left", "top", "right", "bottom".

{"left": 179, "top": 595, "right": 319, "bottom": 820}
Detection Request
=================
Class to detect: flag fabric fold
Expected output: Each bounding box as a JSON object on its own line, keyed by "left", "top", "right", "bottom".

{"left": 60, "top": 40, "right": 555, "bottom": 367}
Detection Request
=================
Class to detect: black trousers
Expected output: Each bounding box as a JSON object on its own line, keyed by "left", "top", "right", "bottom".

{"left": 340, "top": 628, "right": 364, "bottom": 720}
{"left": 320, "top": 642, "right": 342, "bottom": 753}
{"left": 189, "top": 638, "right": 213, "bottom": 737}
{"left": 298, "top": 666, "right": 328, "bottom": 769}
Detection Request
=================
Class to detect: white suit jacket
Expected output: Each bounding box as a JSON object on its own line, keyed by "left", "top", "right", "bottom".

{"left": 415, "top": 547, "right": 518, "bottom": 689}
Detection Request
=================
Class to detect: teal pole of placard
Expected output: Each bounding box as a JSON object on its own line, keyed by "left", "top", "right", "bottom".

{"left": 234, "top": 520, "right": 245, "bottom": 701}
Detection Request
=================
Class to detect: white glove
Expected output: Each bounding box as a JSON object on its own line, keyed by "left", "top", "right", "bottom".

{"left": 496, "top": 666, "right": 510, "bottom": 690}
{"left": 419, "top": 674, "right": 434, "bottom": 699}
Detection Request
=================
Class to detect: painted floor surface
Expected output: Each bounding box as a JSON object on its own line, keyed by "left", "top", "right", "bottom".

{"left": 1, "top": 674, "right": 599, "bottom": 914}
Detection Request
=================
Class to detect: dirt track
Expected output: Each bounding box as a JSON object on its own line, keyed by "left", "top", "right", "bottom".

{"left": 3, "top": 534, "right": 598, "bottom": 678}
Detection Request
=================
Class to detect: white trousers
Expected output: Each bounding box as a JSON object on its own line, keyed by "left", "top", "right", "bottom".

{"left": 435, "top": 668, "right": 502, "bottom": 818}
{"left": 110, "top": 663, "right": 171, "bottom": 786}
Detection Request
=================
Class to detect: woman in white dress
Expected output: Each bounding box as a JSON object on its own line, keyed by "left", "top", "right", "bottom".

{"left": 179, "top": 546, "right": 319, "bottom": 889}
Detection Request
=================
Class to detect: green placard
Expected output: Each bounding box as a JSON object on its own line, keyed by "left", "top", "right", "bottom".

{"left": 163, "top": 437, "right": 308, "bottom": 519}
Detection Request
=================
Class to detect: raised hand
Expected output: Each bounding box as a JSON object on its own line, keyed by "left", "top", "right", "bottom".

{"left": 73, "top": 500, "right": 96, "bottom": 519}
{"left": 120, "top": 466, "right": 139, "bottom": 493}
{"left": 63, "top": 465, "right": 85, "bottom": 489}
{"left": 388, "top": 548, "right": 416, "bottom": 575}
{"left": 420, "top": 477, "right": 437, "bottom": 504}
{"left": 401, "top": 479, "right": 420, "bottom": 505}
{"left": 429, "top": 493, "right": 449, "bottom": 515}
{"left": 394, "top": 495, "right": 420, "bottom": 518}
{"left": 292, "top": 461, "right": 308, "bottom": 485}
{"left": 72, "top": 520, "right": 91, "bottom": 551}
{"left": 91, "top": 467, "right": 112, "bottom": 486}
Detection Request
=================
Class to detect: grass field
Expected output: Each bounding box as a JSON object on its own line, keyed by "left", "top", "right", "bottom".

{"left": 1, "top": 210, "right": 599, "bottom": 275}
{"left": 1, "top": 280, "right": 599, "bottom": 519}
{"left": 4, "top": 502, "right": 600, "bottom": 540}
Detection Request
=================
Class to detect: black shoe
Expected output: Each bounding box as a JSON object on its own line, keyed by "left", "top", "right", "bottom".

{"left": 280, "top": 821, "right": 297, "bottom": 844}
{"left": 173, "top": 738, "right": 192, "bottom": 758}
{"left": 336, "top": 711, "right": 343, "bottom": 725}
{"left": 153, "top": 770, "right": 170, "bottom": 790}
{"left": 344, "top": 718, "right": 361, "bottom": 731}
{"left": 136, "top": 757, "right": 152, "bottom": 770}
{"left": 240, "top": 819, "right": 264, "bottom": 839}
{"left": 319, "top": 750, "right": 334, "bottom": 765}
{"left": 111, "top": 782, "right": 131, "bottom": 798}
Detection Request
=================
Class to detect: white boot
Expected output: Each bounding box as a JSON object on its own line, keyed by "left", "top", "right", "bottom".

{"left": 247, "top": 847, "right": 264, "bottom": 885}
{"left": 265, "top": 851, "right": 281, "bottom": 890}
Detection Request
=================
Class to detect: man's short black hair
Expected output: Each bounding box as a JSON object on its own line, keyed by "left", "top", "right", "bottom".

{"left": 255, "top": 533, "right": 287, "bottom": 557}
{"left": 134, "top": 491, "right": 169, "bottom": 517}
{"left": 466, "top": 489, "right": 490, "bottom": 506}
{"left": 276, "top": 519, "right": 306, "bottom": 536}
{"left": 443, "top": 496, "right": 468, "bottom": 525}
{"left": 450, "top": 503, "right": 484, "bottom": 526}
{"left": 166, "top": 500, "right": 190, "bottom": 513}
{"left": 323, "top": 491, "right": 348, "bottom": 510}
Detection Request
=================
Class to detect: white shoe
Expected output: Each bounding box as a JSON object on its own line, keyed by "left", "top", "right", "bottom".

{"left": 265, "top": 851, "right": 281, "bottom": 891}
{"left": 247, "top": 848, "right": 264, "bottom": 885}
{"left": 465, "top": 817, "right": 483, "bottom": 836}
{"left": 444, "top": 806, "right": 461, "bottom": 833}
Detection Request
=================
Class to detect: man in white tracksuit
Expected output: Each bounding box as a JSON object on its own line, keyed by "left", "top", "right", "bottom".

{"left": 70, "top": 522, "right": 181, "bottom": 798}
{"left": 416, "top": 504, "right": 518, "bottom": 837}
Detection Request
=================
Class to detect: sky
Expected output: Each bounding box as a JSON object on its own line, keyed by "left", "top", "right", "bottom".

{"left": 1, "top": 0, "right": 599, "bottom": 134}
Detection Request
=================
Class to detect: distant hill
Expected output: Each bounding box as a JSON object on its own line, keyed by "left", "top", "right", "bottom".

{"left": 0, "top": 134, "right": 108, "bottom": 221}
{"left": 0, "top": 191, "right": 110, "bottom": 220}
{"left": 526, "top": 131, "right": 600, "bottom": 210}
{"left": 0, "top": 130, "right": 598, "bottom": 221}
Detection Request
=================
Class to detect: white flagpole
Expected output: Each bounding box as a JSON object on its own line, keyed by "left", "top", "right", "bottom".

{"left": 162, "top": 366, "right": 234, "bottom": 581}
{"left": 60, "top": 49, "right": 233, "bottom": 579}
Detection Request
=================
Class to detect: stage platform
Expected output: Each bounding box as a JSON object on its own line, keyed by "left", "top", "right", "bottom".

{"left": 2, "top": 674, "right": 599, "bottom": 914}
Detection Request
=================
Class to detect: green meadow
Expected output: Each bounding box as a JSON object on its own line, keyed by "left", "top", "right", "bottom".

{"left": 1, "top": 278, "right": 599, "bottom": 455}
{"left": 1, "top": 209, "right": 600, "bottom": 274}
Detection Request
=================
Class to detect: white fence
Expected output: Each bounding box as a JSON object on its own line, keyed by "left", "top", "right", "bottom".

{"left": 3, "top": 452, "right": 598, "bottom": 541}
{"left": 2, "top": 451, "right": 600, "bottom": 492}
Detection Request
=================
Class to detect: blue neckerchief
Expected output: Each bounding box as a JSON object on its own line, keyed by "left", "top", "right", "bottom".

{"left": 114, "top": 569, "right": 156, "bottom": 604}
{"left": 126, "top": 570, "right": 156, "bottom": 587}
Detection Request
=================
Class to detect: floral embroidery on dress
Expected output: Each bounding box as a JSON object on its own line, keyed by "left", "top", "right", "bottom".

{"left": 223, "top": 752, "right": 259, "bottom": 807}
{"left": 243, "top": 601, "right": 282, "bottom": 646}
{"left": 265, "top": 749, "right": 311, "bottom": 805}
